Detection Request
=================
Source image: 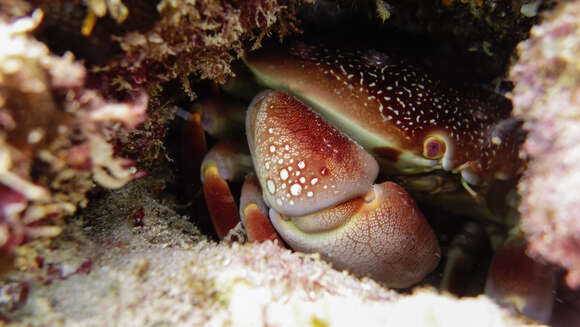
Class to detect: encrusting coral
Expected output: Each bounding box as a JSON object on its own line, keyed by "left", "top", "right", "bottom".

{"left": 510, "top": 0, "right": 580, "bottom": 289}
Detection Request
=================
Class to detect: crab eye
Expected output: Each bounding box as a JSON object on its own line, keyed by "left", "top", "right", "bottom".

{"left": 423, "top": 136, "right": 446, "bottom": 159}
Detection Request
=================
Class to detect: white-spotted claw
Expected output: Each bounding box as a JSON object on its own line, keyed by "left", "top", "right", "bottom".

{"left": 246, "top": 90, "right": 440, "bottom": 287}
{"left": 246, "top": 90, "right": 379, "bottom": 217}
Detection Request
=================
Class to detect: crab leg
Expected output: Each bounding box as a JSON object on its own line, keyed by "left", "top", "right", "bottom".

{"left": 193, "top": 97, "right": 247, "bottom": 139}
{"left": 184, "top": 97, "right": 247, "bottom": 192}
{"left": 440, "top": 222, "right": 489, "bottom": 295}
{"left": 246, "top": 90, "right": 440, "bottom": 287}
{"left": 200, "top": 140, "right": 252, "bottom": 239}
{"left": 239, "top": 175, "right": 284, "bottom": 244}
{"left": 181, "top": 110, "right": 207, "bottom": 192}
{"left": 485, "top": 234, "right": 555, "bottom": 323}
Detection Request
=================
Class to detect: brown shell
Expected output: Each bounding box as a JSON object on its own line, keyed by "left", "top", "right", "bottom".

{"left": 245, "top": 41, "right": 525, "bottom": 183}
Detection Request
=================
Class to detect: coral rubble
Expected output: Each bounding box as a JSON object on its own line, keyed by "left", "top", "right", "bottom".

{"left": 0, "top": 178, "right": 529, "bottom": 326}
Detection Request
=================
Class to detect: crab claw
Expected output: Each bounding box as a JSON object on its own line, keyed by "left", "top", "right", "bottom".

{"left": 271, "top": 182, "right": 440, "bottom": 288}
{"left": 246, "top": 90, "right": 380, "bottom": 216}
{"left": 246, "top": 90, "right": 440, "bottom": 287}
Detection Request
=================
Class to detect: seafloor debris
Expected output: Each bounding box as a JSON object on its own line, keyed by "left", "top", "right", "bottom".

{"left": 0, "top": 178, "right": 531, "bottom": 326}
{"left": 0, "top": 11, "right": 147, "bottom": 254}
{"left": 511, "top": 0, "right": 580, "bottom": 289}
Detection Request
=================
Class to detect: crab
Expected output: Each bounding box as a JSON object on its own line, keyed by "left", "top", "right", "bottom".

{"left": 189, "top": 40, "right": 555, "bottom": 321}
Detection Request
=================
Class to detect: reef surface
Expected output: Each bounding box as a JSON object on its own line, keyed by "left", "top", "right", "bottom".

{"left": 1, "top": 0, "right": 580, "bottom": 326}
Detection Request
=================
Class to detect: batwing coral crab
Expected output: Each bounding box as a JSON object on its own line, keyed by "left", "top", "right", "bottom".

{"left": 187, "top": 40, "right": 555, "bottom": 320}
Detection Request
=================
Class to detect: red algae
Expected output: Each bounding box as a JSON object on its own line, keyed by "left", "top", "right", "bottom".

{"left": 0, "top": 11, "right": 147, "bottom": 254}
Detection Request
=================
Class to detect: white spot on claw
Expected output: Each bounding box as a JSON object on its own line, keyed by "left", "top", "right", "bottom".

{"left": 298, "top": 161, "right": 305, "bottom": 169}
{"left": 280, "top": 169, "right": 289, "bottom": 181}
{"left": 267, "top": 180, "right": 276, "bottom": 194}
{"left": 290, "top": 184, "right": 302, "bottom": 196}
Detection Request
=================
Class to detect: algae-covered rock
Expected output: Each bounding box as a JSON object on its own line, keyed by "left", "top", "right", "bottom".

{"left": 511, "top": 0, "right": 580, "bottom": 289}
